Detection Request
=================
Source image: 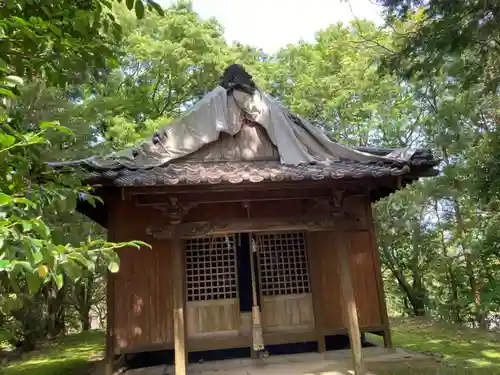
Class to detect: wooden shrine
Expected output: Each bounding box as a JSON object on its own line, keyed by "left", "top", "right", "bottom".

{"left": 57, "top": 65, "right": 438, "bottom": 375}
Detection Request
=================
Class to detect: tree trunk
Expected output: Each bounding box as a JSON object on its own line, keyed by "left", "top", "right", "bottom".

{"left": 411, "top": 300, "right": 426, "bottom": 316}
{"left": 76, "top": 275, "right": 93, "bottom": 331}
{"left": 441, "top": 144, "right": 483, "bottom": 328}
{"left": 403, "top": 297, "right": 410, "bottom": 316}
{"left": 81, "top": 310, "right": 91, "bottom": 331}
{"left": 410, "top": 221, "right": 427, "bottom": 317}
{"left": 380, "top": 243, "right": 427, "bottom": 317}
{"left": 390, "top": 266, "right": 427, "bottom": 317}
{"left": 454, "top": 200, "right": 484, "bottom": 327}
{"left": 448, "top": 265, "right": 462, "bottom": 323}
{"left": 46, "top": 280, "right": 67, "bottom": 337}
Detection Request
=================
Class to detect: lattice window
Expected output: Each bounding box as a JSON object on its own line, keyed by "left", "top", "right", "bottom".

{"left": 185, "top": 235, "right": 238, "bottom": 302}
{"left": 256, "top": 232, "right": 311, "bottom": 297}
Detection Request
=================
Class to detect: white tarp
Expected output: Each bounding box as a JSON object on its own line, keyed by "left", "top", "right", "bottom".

{"left": 86, "top": 86, "right": 413, "bottom": 169}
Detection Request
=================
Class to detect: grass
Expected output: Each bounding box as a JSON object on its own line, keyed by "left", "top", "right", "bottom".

{"left": 367, "top": 317, "right": 500, "bottom": 375}
{"left": 2, "top": 330, "right": 104, "bottom": 375}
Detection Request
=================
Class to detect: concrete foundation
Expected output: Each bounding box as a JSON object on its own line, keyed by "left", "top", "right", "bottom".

{"left": 121, "top": 347, "right": 428, "bottom": 375}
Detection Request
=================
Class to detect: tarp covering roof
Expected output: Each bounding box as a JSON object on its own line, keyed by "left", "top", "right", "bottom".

{"left": 51, "top": 64, "right": 438, "bottom": 187}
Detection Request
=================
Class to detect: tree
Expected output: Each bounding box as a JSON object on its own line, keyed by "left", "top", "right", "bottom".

{"left": 261, "top": 20, "right": 423, "bottom": 147}
{"left": 378, "top": 0, "right": 500, "bottom": 92}
{"left": 0, "top": 0, "right": 165, "bottom": 348}
{"left": 78, "top": 1, "right": 267, "bottom": 149}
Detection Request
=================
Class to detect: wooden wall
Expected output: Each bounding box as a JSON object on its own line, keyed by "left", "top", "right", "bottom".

{"left": 108, "top": 197, "right": 174, "bottom": 354}
{"left": 107, "top": 190, "right": 387, "bottom": 354}
{"left": 307, "top": 230, "right": 383, "bottom": 334}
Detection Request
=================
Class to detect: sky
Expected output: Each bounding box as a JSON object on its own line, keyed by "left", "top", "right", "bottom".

{"left": 158, "top": 0, "right": 384, "bottom": 53}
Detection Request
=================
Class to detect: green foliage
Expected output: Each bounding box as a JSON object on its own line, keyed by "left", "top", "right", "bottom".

{"left": 0, "top": 0, "right": 163, "bottom": 86}
{"left": 0, "top": 103, "right": 148, "bottom": 292}
{"left": 0, "top": 0, "right": 164, "bottom": 286}
{"left": 379, "top": 1, "right": 500, "bottom": 91}
{"left": 0, "top": 0, "right": 164, "bottom": 352}
{"left": 373, "top": 0, "right": 500, "bottom": 326}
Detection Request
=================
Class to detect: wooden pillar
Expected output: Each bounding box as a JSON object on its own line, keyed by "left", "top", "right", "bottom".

{"left": 306, "top": 232, "right": 326, "bottom": 353}
{"left": 171, "top": 236, "right": 187, "bottom": 375}
{"left": 335, "top": 231, "right": 366, "bottom": 375}
{"left": 105, "top": 271, "right": 115, "bottom": 375}
{"left": 366, "top": 204, "right": 393, "bottom": 349}
{"left": 105, "top": 195, "right": 117, "bottom": 375}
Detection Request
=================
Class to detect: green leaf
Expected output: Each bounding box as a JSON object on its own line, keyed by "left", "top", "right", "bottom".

{"left": 101, "top": 0, "right": 113, "bottom": 9}
{"left": 40, "top": 121, "right": 74, "bottom": 136}
{"left": 3, "top": 75, "right": 24, "bottom": 87}
{"left": 21, "top": 220, "right": 33, "bottom": 232}
{"left": 108, "top": 261, "right": 119, "bottom": 273}
{"left": 68, "top": 252, "right": 92, "bottom": 269}
{"left": 135, "top": 0, "right": 145, "bottom": 19}
{"left": 0, "top": 133, "right": 16, "bottom": 148}
{"left": 55, "top": 273, "right": 64, "bottom": 290}
{"left": 48, "top": 24, "right": 62, "bottom": 37}
{"left": 33, "top": 220, "right": 51, "bottom": 238}
{"left": 11, "top": 261, "right": 33, "bottom": 272}
{"left": 0, "top": 260, "right": 10, "bottom": 271}
{"left": 32, "top": 250, "right": 43, "bottom": 264}
{"left": 0, "top": 193, "right": 13, "bottom": 206}
{"left": 12, "top": 197, "right": 36, "bottom": 207}
{"left": 62, "top": 261, "right": 81, "bottom": 279}
{"left": 26, "top": 272, "right": 42, "bottom": 293}
{"left": 147, "top": 0, "right": 164, "bottom": 16}
{"left": 130, "top": 240, "right": 151, "bottom": 248}
{"left": 0, "top": 87, "right": 15, "bottom": 98}
{"left": 126, "top": 0, "right": 134, "bottom": 10}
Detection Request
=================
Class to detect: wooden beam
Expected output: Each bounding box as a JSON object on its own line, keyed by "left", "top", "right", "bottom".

{"left": 336, "top": 232, "right": 366, "bottom": 375}
{"left": 134, "top": 186, "right": 333, "bottom": 206}
{"left": 171, "top": 237, "right": 187, "bottom": 375}
{"left": 146, "top": 215, "right": 367, "bottom": 239}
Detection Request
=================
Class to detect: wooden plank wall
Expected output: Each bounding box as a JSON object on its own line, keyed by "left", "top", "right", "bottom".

{"left": 186, "top": 299, "right": 240, "bottom": 337}
{"left": 261, "top": 294, "right": 315, "bottom": 333}
{"left": 108, "top": 198, "right": 174, "bottom": 354}
{"left": 107, "top": 192, "right": 385, "bottom": 354}
{"left": 307, "top": 201, "right": 384, "bottom": 334}
{"left": 308, "top": 231, "right": 382, "bottom": 332}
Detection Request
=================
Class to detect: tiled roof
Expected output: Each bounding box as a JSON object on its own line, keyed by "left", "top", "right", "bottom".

{"left": 83, "top": 158, "right": 437, "bottom": 187}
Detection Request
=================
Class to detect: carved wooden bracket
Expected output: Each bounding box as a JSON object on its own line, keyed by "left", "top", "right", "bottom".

{"left": 309, "top": 189, "right": 345, "bottom": 216}
{"left": 149, "top": 197, "right": 199, "bottom": 224}
{"left": 145, "top": 214, "right": 365, "bottom": 239}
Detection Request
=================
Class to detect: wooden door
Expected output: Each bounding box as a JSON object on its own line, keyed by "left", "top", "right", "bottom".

{"left": 254, "top": 232, "right": 315, "bottom": 333}
{"left": 185, "top": 235, "right": 240, "bottom": 338}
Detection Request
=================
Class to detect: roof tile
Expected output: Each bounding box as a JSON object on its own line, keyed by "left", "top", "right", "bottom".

{"left": 87, "top": 160, "right": 422, "bottom": 187}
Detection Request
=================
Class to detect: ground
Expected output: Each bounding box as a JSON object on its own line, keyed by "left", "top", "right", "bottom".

{"left": 1, "top": 318, "right": 499, "bottom": 375}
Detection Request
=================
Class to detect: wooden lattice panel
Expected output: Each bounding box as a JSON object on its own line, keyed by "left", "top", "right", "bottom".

{"left": 185, "top": 235, "right": 238, "bottom": 302}
{"left": 255, "top": 232, "right": 311, "bottom": 297}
